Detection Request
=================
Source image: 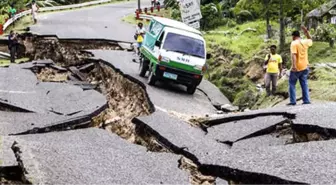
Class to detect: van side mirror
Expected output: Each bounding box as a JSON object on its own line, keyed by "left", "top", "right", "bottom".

{"left": 155, "top": 40, "right": 161, "bottom": 47}
{"left": 206, "top": 53, "right": 212, "bottom": 59}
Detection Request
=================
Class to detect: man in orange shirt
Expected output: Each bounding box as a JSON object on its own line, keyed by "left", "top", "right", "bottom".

{"left": 288, "top": 26, "right": 312, "bottom": 105}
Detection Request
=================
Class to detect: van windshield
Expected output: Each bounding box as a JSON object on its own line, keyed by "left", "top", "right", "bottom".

{"left": 162, "top": 32, "right": 205, "bottom": 58}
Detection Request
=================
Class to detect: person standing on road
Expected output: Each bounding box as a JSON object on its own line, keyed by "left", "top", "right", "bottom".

{"left": 135, "top": 22, "right": 145, "bottom": 55}
{"left": 9, "top": 4, "right": 16, "bottom": 19}
{"left": 9, "top": 4, "right": 17, "bottom": 26}
{"left": 288, "top": 26, "right": 313, "bottom": 106}
{"left": 31, "top": 0, "right": 39, "bottom": 24}
{"left": 8, "top": 30, "right": 18, "bottom": 63}
{"left": 264, "top": 45, "right": 283, "bottom": 96}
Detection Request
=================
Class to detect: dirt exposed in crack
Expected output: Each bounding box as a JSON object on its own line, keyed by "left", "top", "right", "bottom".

{"left": 3, "top": 34, "right": 123, "bottom": 67}
{"left": 36, "top": 67, "right": 69, "bottom": 82}
{"left": 178, "top": 157, "right": 216, "bottom": 185}
{"left": 84, "top": 61, "right": 167, "bottom": 152}
{"left": 291, "top": 124, "right": 336, "bottom": 143}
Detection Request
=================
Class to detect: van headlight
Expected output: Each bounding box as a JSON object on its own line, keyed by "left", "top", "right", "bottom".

{"left": 194, "top": 65, "right": 203, "bottom": 70}
{"left": 194, "top": 64, "right": 207, "bottom": 73}
{"left": 161, "top": 56, "right": 170, "bottom": 62}
{"left": 158, "top": 55, "right": 170, "bottom": 63}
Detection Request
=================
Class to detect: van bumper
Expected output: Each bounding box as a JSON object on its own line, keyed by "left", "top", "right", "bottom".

{"left": 154, "top": 64, "right": 203, "bottom": 86}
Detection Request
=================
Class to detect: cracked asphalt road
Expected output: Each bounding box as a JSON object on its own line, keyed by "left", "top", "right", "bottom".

{"left": 1, "top": 0, "right": 336, "bottom": 184}
{"left": 31, "top": 0, "right": 151, "bottom": 42}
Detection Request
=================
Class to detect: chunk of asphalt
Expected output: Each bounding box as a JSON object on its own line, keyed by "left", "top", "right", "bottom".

{"left": 88, "top": 50, "right": 219, "bottom": 115}
{"left": 11, "top": 101, "right": 107, "bottom": 136}
{"left": 11, "top": 128, "right": 190, "bottom": 184}
{"left": 69, "top": 66, "right": 87, "bottom": 81}
{"left": 197, "top": 80, "right": 231, "bottom": 110}
{"left": 0, "top": 136, "right": 17, "bottom": 167}
{"left": 222, "top": 103, "right": 336, "bottom": 137}
{"left": 50, "top": 64, "right": 67, "bottom": 72}
{"left": 206, "top": 116, "right": 287, "bottom": 144}
{"left": 0, "top": 111, "right": 67, "bottom": 135}
{"left": 285, "top": 102, "right": 336, "bottom": 130}
{"left": 0, "top": 96, "right": 106, "bottom": 136}
{"left": 66, "top": 81, "right": 97, "bottom": 90}
{"left": 0, "top": 74, "right": 107, "bottom": 115}
{"left": 78, "top": 63, "right": 95, "bottom": 72}
{"left": 201, "top": 140, "right": 336, "bottom": 184}
{"left": 133, "top": 110, "right": 230, "bottom": 164}
{"left": 32, "top": 59, "right": 54, "bottom": 65}
{"left": 203, "top": 111, "right": 296, "bottom": 128}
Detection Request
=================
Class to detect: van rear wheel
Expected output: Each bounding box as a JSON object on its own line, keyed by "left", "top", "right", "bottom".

{"left": 187, "top": 85, "right": 197, "bottom": 94}
{"left": 139, "top": 58, "right": 149, "bottom": 77}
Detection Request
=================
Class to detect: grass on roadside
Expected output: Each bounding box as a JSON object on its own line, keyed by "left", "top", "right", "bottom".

{"left": 122, "top": 8, "right": 172, "bottom": 25}
{"left": 309, "top": 42, "right": 336, "bottom": 64}
{"left": 204, "top": 20, "right": 279, "bottom": 60}
{"left": 0, "top": 57, "right": 30, "bottom": 67}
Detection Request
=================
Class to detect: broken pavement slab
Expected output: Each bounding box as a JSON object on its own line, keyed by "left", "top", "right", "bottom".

{"left": 200, "top": 139, "right": 336, "bottom": 184}
{"left": 133, "top": 110, "right": 230, "bottom": 164}
{"left": 197, "top": 80, "right": 231, "bottom": 111}
{"left": 0, "top": 66, "right": 106, "bottom": 115}
{"left": 206, "top": 116, "right": 288, "bottom": 145}
{"left": 69, "top": 66, "right": 87, "bottom": 81}
{"left": 0, "top": 111, "right": 73, "bottom": 135}
{"left": 10, "top": 128, "right": 190, "bottom": 184}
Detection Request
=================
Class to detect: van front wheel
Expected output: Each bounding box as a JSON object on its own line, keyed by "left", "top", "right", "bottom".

{"left": 147, "top": 70, "right": 157, "bottom": 86}
{"left": 187, "top": 85, "right": 197, "bottom": 94}
{"left": 139, "top": 58, "right": 149, "bottom": 77}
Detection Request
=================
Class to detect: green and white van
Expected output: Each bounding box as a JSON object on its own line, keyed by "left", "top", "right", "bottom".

{"left": 139, "top": 16, "right": 211, "bottom": 94}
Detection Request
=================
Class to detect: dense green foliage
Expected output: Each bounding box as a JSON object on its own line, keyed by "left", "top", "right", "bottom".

{"left": 168, "top": 0, "right": 329, "bottom": 30}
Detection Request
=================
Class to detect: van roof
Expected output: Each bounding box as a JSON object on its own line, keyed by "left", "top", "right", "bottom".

{"left": 163, "top": 26, "right": 205, "bottom": 42}
{"left": 152, "top": 16, "right": 202, "bottom": 35}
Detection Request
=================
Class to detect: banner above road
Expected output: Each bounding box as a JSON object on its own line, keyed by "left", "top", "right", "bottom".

{"left": 179, "top": 0, "right": 202, "bottom": 24}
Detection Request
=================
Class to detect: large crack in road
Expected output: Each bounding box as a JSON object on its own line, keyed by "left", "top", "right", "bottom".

{"left": 1, "top": 33, "right": 336, "bottom": 184}
{"left": 0, "top": 34, "right": 218, "bottom": 184}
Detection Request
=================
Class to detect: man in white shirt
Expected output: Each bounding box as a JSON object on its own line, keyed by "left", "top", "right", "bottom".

{"left": 135, "top": 22, "right": 145, "bottom": 55}
{"left": 31, "top": 0, "right": 39, "bottom": 24}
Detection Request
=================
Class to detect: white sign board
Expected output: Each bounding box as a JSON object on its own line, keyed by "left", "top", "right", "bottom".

{"left": 179, "top": 0, "right": 202, "bottom": 23}
{"left": 188, "top": 20, "right": 200, "bottom": 29}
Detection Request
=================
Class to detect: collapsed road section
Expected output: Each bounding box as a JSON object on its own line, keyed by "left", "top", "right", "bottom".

{"left": 0, "top": 34, "right": 217, "bottom": 184}
{"left": 1, "top": 34, "right": 336, "bottom": 184}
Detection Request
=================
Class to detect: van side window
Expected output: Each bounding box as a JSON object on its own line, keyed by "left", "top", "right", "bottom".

{"left": 150, "top": 22, "right": 164, "bottom": 36}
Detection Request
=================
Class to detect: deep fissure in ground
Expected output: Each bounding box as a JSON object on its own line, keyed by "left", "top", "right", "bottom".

{"left": 1, "top": 34, "right": 332, "bottom": 184}
{"left": 0, "top": 34, "right": 218, "bottom": 185}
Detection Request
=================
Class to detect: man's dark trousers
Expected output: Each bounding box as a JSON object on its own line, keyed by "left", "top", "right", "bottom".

{"left": 9, "top": 45, "right": 16, "bottom": 63}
